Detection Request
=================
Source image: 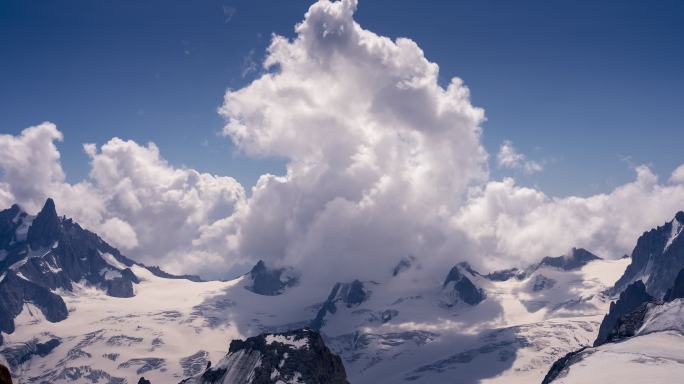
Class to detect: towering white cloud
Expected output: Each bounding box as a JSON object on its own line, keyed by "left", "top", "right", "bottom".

{"left": 220, "top": 0, "right": 487, "bottom": 281}
{"left": 1, "top": 0, "right": 683, "bottom": 282}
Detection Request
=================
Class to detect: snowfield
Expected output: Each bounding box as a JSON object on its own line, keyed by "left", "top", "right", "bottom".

{"left": 1, "top": 257, "right": 630, "bottom": 384}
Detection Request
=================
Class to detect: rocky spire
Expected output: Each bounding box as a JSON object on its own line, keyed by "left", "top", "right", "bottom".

{"left": 27, "top": 198, "right": 61, "bottom": 249}
{"left": 594, "top": 280, "right": 653, "bottom": 347}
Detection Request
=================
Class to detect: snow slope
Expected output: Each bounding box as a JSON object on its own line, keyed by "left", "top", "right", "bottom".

{"left": 319, "top": 258, "right": 629, "bottom": 384}
{"left": 0, "top": 257, "right": 629, "bottom": 384}
{"left": 547, "top": 299, "right": 684, "bottom": 384}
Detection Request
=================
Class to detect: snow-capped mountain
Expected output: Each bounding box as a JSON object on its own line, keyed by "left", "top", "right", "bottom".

{"left": 316, "top": 250, "right": 628, "bottom": 384}
{"left": 0, "top": 199, "right": 141, "bottom": 341}
{"left": 1, "top": 199, "right": 666, "bottom": 384}
{"left": 181, "top": 328, "right": 348, "bottom": 384}
{"left": 0, "top": 200, "right": 346, "bottom": 383}
{"left": 542, "top": 272, "right": 684, "bottom": 384}
{"left": 612, "top": 211, "right": 684, "bottom": 297}
{"left": 542, "top": 213, "right": 684, "bottom": 384}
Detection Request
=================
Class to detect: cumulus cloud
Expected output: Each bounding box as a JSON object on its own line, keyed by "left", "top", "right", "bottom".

{"left": 0, "top": 122, "right": 65, "bottom": 209}
{"left": 0, "top": 123, "right": 245, "bottom": 278}
{"left": 1, "top": 0, "right": 683, "bottom": 284}
{"left": 497, "top": 140, "right": 543, "bottom": 174}
{"left": 670, "top": 164, "right": 684, "bottom": 184}
{"left": 220, "top": 0, "right": 487, "bottom": 281}
{"left": 83, "top": 138, "right": 246, "bottom": 275}
{"left": 456, "top": 166, "right": 684, "bottom": 270}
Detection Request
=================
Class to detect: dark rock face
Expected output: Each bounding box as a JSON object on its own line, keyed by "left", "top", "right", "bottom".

{"left": 612, "top": 211, "right": 684, "bottom": 297}
{"left": 534, "top": 248, "right": 601, "bottom": 272}
{"left": 344, "top": 280, "right": 367, "bottom": 307}
{"left": 541, "top": 347, "right": 588, "bottom": 384}
{"left": 594, "top": 280, "right": 654, "bottom": 347}
{"left": 0, "top": 337, "right": 61, "bottom": 370}
{"left": 664, "top": 268, "right": 684, "bottom": 301}
{"left": 601, "top": 302, "right": 651, "bottom": 344}
{"left": 531, "top": 274, "right": 556, "bottom": 291}
{"left": 26, "top": 198, "right": 60, "bottom": 249}
{"left": 392, "top": 256, "right": 414, "bottom": 276}
{"left": 0, "top": 364, "right": 12, "bottom": 384}
{"left": 483, "top": 248, "right": 600, "bottom": 283}
{"left": 442, "top": 265, "right": 485, "bottom": 306}
{"left": 311, "top": 280, "right": 370, "bottom": 330}
{"left": 0, "top": 272, "right": 68, "bottom": 334}
{"left": 245, "top": 260, "right": 298, "bottom": 296}
{"left": 0, "top": 205, "right": 21, "bottom": 250}
{"left": 138, "top": 378, "right": 151, "bottom": 384}
{"left": 181, "top": 328, "right": 349, "bottom": 384}
{"left": 484, "top": 267, "right": 524, "bottom": 281}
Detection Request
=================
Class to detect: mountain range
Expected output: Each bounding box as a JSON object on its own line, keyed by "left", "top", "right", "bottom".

{"left": 1, "top": 199, "right": 683, "bottom": 383}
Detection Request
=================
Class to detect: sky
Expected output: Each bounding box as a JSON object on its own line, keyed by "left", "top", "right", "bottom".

{"left": 1, "top": 0, "right": 684, "bottom": 281}
{"left": 2, "top": 0, "right": 683, "bottom": 197}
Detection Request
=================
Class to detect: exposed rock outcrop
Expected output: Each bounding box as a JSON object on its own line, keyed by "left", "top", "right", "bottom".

{"left": 0, "top": 272, "right": 68, "bottom": 334}
{"left": 534, "top": 248, "right": 601, "bottom": 272}
{"left": 180, "top": 329, "right": 348, "bottom": 384}
{"left": 612, "top": 211, "right": 684, "bottom": 297}
{"left": 0, "top": 364, "right": 12, "bottom": 384}
{"left": 245, "top": 260, "right": 298, "bottom": 296}
{"left": 663, "top": 267, "right": 684, "bottom": 301}
{"left": 541, "top": 347, "right": 588, "bottom": 384}
{"left": 594, "top": 280, "right": 654, "bottom": 347}
{"left": 311, "top": 280, "right": 370, "bottom": 330}
{"left": 442, "top": 264, "right": 486, "bottom": 306}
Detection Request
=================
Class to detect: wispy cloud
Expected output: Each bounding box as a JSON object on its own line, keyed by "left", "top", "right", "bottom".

{"left": 497, "top": 140, "right": 543, "bottom": 174}
{"left": 222, "top": 5, "right": 236, "bottom": 23}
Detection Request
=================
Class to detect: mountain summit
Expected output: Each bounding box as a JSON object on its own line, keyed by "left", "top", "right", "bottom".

{"left": 612, "top": 211, "right": 684, "bottom": 297}
{"left": 0, "top": 199, "right": 195, "bottom": 343}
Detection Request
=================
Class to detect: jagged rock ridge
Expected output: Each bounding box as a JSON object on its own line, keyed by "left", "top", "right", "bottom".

{"left": 180, "top": 328, "right": 349, "bottom": 384}
{"left": 612, "top": 211, "right": 684, "bottom": 297}
{"left": 0, "top": 199, "right": 194, "bottom": 342}
{"left": 311, "top": 280, "right": 370, "bottom": 330}
{"left": 594, "top": 280, "right": 654, "bottom": 347}
{"left": 441, "top": 263, "right": 486, "bottom": 306}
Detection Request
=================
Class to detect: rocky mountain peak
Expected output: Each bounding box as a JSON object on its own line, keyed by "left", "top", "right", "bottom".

{"left": 180, "top": 328, "right": 349, "bottom": 384}
{"left": 612, "top": 211, "right": 684, "bottom": 297}
{"left": 246, "top": 260, "right": 299, "bottom": 296}
{"left": 442, "top": 264, "right": 486, "bottom": 306}
{"left": 675, "top": 211, "right": 684, "bottom": 224}
{"left": 310, "top": 279, "right": 371, "bottom": 330}
{"left": 26, "top": 198, "right": 60, "bottom": 249}
{"left": 535, "top": 248, "right": 601, "bottom": 271}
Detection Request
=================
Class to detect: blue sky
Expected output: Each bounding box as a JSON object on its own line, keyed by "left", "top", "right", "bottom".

{"left": 1, "top": 0, "right": 683, "bottom": 197}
